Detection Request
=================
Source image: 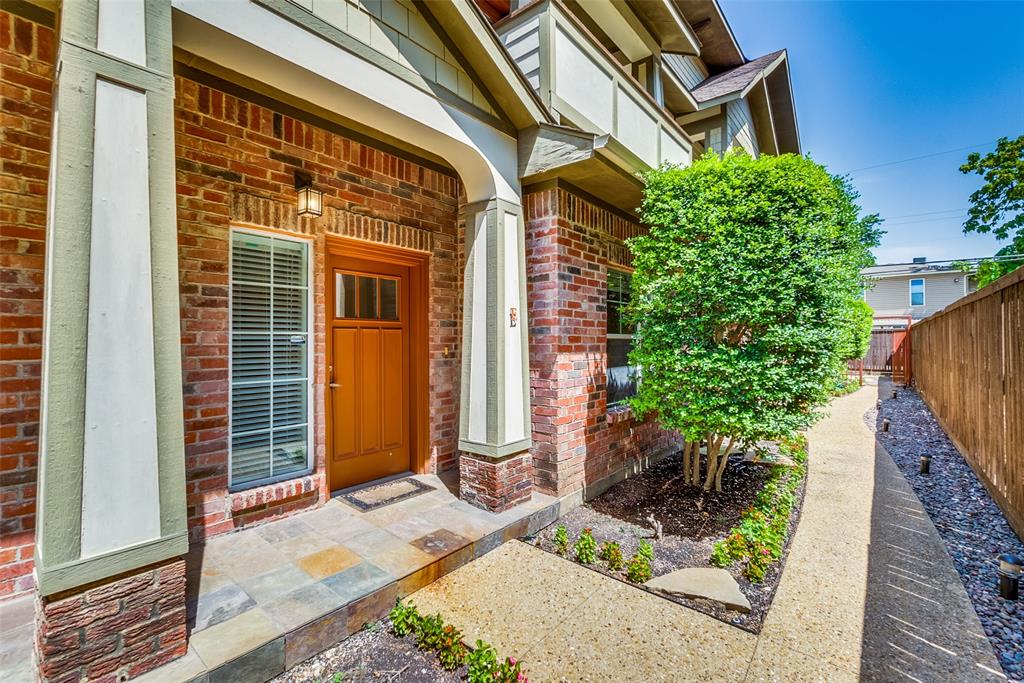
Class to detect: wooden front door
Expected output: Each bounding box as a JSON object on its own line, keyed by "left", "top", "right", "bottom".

{"left": 328, "top": 254, "right": 412, "bottom": 491}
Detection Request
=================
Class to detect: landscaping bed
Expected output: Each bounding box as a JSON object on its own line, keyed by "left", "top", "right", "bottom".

{"left": 867, "top": 384, "right": 1023, "bottom": 681}
{"left": 531, "top": 439, "right": 807, "bottom": 633}
{"left": 271, "top": 620, "right": 460, "bottom": 683}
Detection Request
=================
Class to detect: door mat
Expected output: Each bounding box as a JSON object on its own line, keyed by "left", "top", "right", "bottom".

{"left": 338, "top": 477, "right": 436, "bottom": 512}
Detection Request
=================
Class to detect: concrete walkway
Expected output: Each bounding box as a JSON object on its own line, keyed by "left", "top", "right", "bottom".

{"left": 411, "top": 385, "right": 1006, "bottom": 682}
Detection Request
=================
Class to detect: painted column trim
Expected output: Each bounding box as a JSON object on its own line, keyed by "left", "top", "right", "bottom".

{"left": 36, "top": 0, "right": 187, "bottom": 596}
{"left": 459, "top": 199, "right": 532, "bottom": 459}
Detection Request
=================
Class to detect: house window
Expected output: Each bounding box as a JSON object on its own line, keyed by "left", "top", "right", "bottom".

{"left": 909, "top": 278, "right": 925, "bottom": 307}
{"left": 230, "top": 230, "right": 312, "bottom": 490}
{"left": 606, "top": 269, "right": 638, "bottom": 406}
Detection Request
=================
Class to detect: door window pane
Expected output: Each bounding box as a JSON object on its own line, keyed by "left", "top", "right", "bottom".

{"left": 380, "top": 278, "right": 399, "bottom": 320}
{"left": 358, "top": 276, "right": 378, "bottom": 319}
{"left": 230, "top": 231, "right": 311, "bottom": 490}
{"left": 335, "top": 272, "right": 356, "bottom": 318}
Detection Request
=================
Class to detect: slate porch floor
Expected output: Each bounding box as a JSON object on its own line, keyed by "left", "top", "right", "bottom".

{"left": 5, "top": 472, "right": 548, "bottom": 683}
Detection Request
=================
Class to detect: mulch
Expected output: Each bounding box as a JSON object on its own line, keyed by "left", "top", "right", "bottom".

{"left": 530, "top": 449, "right": 806, "bottom": 633}
{"left": 272, "top": 619, "right": 462, "bottom": 683}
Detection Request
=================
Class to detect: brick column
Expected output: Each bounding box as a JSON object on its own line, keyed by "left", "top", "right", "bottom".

{"left": 34, "top": 1, "right": 187, "bottom": 679}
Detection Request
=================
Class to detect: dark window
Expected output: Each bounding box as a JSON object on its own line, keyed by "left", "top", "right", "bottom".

{"left": 607, "top": 269, "right": 638, "bottom": 405}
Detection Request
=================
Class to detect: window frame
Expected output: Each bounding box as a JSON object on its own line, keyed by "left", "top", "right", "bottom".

{"left": 909, "top": 277, "right": 925, "bottom": 307}
{"left": 606, "top": 267, "right": 638, "bottom": 408}
{"left": 228, "top": 226, "right": 315, "bottom": 492}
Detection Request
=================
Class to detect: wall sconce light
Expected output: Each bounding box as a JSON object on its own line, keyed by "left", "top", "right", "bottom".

{"left": 295, "top": 171, "right": 322, "bottom": 217}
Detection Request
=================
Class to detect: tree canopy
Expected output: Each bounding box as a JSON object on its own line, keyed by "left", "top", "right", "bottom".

{"left": 628, "top": 151, "right": 879, "bottom": 490}
{"left": 960, "top": 135, "right": 1024, "bottom": 251}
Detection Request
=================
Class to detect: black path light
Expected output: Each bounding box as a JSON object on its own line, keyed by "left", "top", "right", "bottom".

{"left": 876, "top": 399, "right": 882, "bottom": 410}
{"left": 882, "top": 418, "right": 890, "bottom": 432}
{"left": 919, "top": 454, "right": 931, "bottom": 474}
{"left": 891, "top": 388, "right": 898, "bottom": 399}
{"left": 998, "top": 554, "right": 1020, "bottom": 600}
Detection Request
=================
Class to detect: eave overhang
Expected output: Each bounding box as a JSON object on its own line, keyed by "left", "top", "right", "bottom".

{"left": 420, "top": 0, "right": 555, "bottom": 131}
{"left": 628, "top": 0, "right": 701, "bottom": 55}
{"left": 674, "top": 0, "right": 744, "bottom": 72}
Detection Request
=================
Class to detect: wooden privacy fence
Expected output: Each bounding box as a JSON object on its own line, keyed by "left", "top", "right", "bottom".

{"left": 852, "top": 317, "right": 912, "bottom": 384}
{"left": 911, "top": 267, "right": 1024, "bottom": 538}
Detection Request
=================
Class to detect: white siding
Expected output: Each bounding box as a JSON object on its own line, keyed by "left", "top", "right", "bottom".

{"left": 865, "top": 272, "right": 969, "bottom": 319}
{"left": 307, "top": 0, "right": 495, "bottom": 114}
{"left": 664, "top": 53, "right": 707, "bottom": 90}
{"left": 554, "top": 25, "right": 614, "bottom": 132}
{"left": 616, "top": 86, "right": 658, "bottom": 166}
{"left": 502, "top": 14, "right": 541, "bottom": 90}
{"left": 726, "top": 97, "right": 758, "bottom": 157}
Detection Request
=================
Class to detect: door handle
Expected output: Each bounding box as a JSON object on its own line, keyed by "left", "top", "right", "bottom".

{"left": 329, "top": 383, "right": 341, "bottom": 390}
{"left": 329, "top": 364, "right": 340, "bottom": 390}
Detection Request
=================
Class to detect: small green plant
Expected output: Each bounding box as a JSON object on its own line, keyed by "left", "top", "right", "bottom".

{"left": 553, "top": 525, "right": 569, "bottom": 555}
{"left": 573, "top": 528, "right": 597, "bottom": 564}
{"left": 636, "top": 539, "right": 654, "bottom": 562}
{"left": 598, "top": 540, "right": 624, "bottom": 571}
{"left": 711, "top": 435, "right": 807, "bottom": 582}
{"left": 414, "top": 612, "right": 445, "bottom": 651}
{"left": 626, "top": 554, "right": 652, "bottom": 583}
{"left": 495, "top": 656, "right": 528, "bottom": 682}
{"left": 437, "top": 624, "right": 467, "bottom": 670}
{"left": 467, "top": 640, "right": 499, "bottom": 683}
{"left": 388, "top": 598, "right": 419, "bottom": 637}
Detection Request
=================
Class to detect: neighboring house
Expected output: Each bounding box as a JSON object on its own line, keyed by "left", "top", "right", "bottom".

{"left": 0, "top": 0, "right": 799, "bottom": 678}
{"left": 864, "top": 258, "right": 978, "bottom": 325}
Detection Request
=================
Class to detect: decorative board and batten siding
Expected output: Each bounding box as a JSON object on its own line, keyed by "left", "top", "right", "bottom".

{"left": 501, "top": 13, "right": 541, "bottom": 90}
{"left": 663, "top": 53, "right": 707, "bottom": 90}
{"left": 726, "top": 97, "right": 758, "bottom": 157}
{"left": 291, "top": 0, "right": 495, "bottom": 115}
{"left": 496, "top": 0, "right": 691, "bottom": 169}
{"left": 865, "top": 272, "right": 968, "bottom": 319}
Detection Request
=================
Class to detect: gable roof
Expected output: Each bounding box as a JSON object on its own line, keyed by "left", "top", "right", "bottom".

{"left": 690, "top": 50, "right": 785, "bottom": 104}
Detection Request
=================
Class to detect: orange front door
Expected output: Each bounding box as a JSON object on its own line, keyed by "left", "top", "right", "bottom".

{"left": 328, "top": 254, "right": 411, "bottom": 491}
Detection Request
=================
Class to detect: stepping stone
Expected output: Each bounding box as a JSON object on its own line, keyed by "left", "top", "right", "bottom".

{"left": 644, "top": 567, "right": 751, "bottom": 613}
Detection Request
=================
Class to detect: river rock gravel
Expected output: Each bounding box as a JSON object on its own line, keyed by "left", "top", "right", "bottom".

{"left": 866, "top": 381, "right": 1023, "bottom": 681}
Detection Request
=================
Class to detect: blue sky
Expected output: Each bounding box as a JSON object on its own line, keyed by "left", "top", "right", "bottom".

{"left": 721, "top": 0, "right": 1024, "bottom": 264}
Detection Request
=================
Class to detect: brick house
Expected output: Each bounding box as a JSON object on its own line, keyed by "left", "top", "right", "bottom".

{"left": 0, "top": 0, "right": 799, "bottom": 679}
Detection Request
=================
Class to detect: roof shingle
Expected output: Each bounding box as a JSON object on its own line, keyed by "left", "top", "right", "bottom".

{"left": 689, "top": 50, "right": 785, "bottom": 104}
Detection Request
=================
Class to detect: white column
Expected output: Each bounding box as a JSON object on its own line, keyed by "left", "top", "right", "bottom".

{"left": 35, "top": 0, "right": 187, "bottom": 595}
{"left": 459, "top": 199, "right": 532, "bottom": 457}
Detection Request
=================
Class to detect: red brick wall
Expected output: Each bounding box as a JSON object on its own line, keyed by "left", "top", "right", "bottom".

{"left": 173, "top": 72, "right": 463, "bottom": 542}
{"left": 524, "top": 184, "right": 679, "bottom": 497}
{"left": 0, "top": 8, "right": 53, "bottom": 600}
{"left": 36, "top": 558, "right": 187, "bottom": 682}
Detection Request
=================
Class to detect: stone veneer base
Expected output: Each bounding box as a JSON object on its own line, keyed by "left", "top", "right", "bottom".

{"left": 459, "top": 451, "right": 533, "bottom": 513}
{"left": 35, "top": 557, "right": 187, "bottom": 682}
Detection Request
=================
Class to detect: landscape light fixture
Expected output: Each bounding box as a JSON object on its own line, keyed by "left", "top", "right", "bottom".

{"left": 997, "top": 554, "right": 1020, "bottom": 600}
{"left": 919, "top": 454, "right": 931, "bottom": 474}
{"left": 295, "top": 171, "right": 323, "bottom": 217}
{"left": 891, "top": 389, "right": 898, "bottom": 399}
{"left": 876, "top": 399, "right": 882, "bottom": 410}
{"left": 882, "top": 418, "right": 890, "bottom": 432}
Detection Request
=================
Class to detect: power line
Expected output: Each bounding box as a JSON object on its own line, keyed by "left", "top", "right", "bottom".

{"left": 882, "top": 207, "right": 969, "bottom": 220}
{"left": 845, "top": 142, "right": 995, "bottom": 174}
{"left": 868, "top": 255, "right": 1024, "bottom": 269}
{"left": 883, "top": 214, "right": 968, "bottom": 227}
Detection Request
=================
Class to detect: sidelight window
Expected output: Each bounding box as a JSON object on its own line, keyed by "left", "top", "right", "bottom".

{"left": 229, "top": 230, "right": 312, "bottom": 490}
{"left": 606, "top": 269, "right": 639, "bottom": 406}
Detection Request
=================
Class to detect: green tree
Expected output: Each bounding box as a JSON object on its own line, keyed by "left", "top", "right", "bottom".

{"left": 628, "top": 151, "right": 879, "bottom": 491}
{"left": 955, "top": 243, "right": 1024, "bottom": 289}
{"left": 960, "top": 135, "right": 1024, "bottom": 251}
{"left": 837, "top": 299, "right": 874, "bottom": 362}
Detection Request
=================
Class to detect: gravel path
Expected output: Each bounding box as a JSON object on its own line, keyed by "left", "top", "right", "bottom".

{"left": 866, "top": 379, "right": 1023, "bottom": 681}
